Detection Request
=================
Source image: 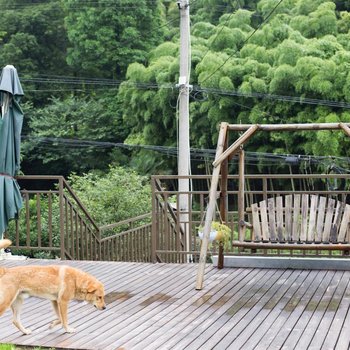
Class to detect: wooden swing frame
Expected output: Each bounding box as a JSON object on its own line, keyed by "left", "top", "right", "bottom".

{"left": 195, "top": 122, "right": 350, "bottom": 290}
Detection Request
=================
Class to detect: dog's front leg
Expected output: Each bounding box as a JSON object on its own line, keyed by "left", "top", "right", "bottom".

{"left": 49, "top": 300, "right": 61, "bottom": 329}
{"left": 11, "top": 295, "right": 32, "bottom": 335}
{"left": 57, "top": 300, "right": 75, "bottom": 333}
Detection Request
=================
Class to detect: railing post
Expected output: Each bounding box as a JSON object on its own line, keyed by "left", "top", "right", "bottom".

{"left": 98, "top": 227, "right": 102, "bottom": 261}
{"left": 151, "top": 176, "right": 157, "bottom": 263}
{"left": 59, "top": 177, "right": 65, "bottom": 260}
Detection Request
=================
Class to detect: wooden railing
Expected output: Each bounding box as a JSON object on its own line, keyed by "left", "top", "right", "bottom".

{"left": 6, "top": 176, "right": 152, "bottom": 262}
{"left": 152, "top": 173, "right": 350, "bottom": 261}
{"left": 6, "top": 173, "right": 350, "bottom": 263}
{"left": 151, "top": 178, "right": 186, "bottom": 263}
{"left": 99, "top": 213, "right": 152, "bottom": 262}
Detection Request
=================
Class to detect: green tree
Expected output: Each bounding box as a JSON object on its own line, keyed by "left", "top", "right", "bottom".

{"left": 22, "top": 94, "right": 129, "bottom": 176}
{"left": 0, "top": 0, "right": 68, "bottom": 75}
{"left": 118, "top": 0, "right": 350, "bottom": 175}
{"left": 63, "top": 0, "right": 166, "bottom": 78}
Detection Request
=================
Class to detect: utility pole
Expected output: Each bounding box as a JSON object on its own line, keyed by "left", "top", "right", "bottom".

{"left": 177, "top": 0, "right": 191, "bottom": 261}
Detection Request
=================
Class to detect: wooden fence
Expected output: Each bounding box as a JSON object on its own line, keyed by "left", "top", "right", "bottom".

{"left": 5, "top": 174, "right": 350, "bottom": 263}
{"left": 151, "top": 173, "right": 350, "bottom": 262}
{"left": 100, "top": 214, "right": 152, "bottom": 262}
{"left": 6, "top": 176, "right": 152, "bottom": 262}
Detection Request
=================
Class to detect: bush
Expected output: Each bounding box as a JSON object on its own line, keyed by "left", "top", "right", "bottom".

{"left": 68, "top": 166, "right": 152, "bottom": 227}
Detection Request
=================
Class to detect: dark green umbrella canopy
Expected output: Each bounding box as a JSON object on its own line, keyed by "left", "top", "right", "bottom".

{"left": 0, "top": 65, "right": 24, "bottom": 237}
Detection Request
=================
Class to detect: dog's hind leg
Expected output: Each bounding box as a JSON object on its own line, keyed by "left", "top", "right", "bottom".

{"left": 49, "top": 300, "right": 61, "bottom": 329}
{"left": 0, "top": 284, "right": 28, "bottom": 334}
{"left": 0, "top": 284, "right": 16, "bottom": 316}
{"left": 11, "top": 294, "right": 32, "bottom": 335}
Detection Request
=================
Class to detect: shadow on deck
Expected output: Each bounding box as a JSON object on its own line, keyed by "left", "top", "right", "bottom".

{"left": 0, "top": 259, "right": 349, "bottom": 350}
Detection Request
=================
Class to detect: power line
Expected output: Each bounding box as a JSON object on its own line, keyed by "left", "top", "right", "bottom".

{"left": 21, "top": 75, "right": 350, "bottom": 109}
{"left": 1, "top": 1, "right": 173, "bottom": 11}
{"left": 22, "top": 135, "right": 350, "bottom": 169}
{"left": 199, "top": 0, "right": 240, "bottom": 63}
{"left": 192, "top": 86, "right": 350, "bottom": 109}
{"left": 200, "top": 0, "right": 286, "bottom": 85}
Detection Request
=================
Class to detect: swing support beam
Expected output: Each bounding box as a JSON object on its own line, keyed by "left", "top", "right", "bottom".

{"left": 195, "top": 122, "right": 350, "bottom": 290}
{"left": 195, "top": 124, "right": 258, "bottom": 290}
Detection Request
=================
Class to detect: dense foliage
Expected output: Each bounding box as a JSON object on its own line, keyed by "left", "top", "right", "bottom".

{"left": 2, "top": 0, "right": 350, "bottom": 177}
{"left": 68, "top": 166, "right": 152, "bottom": 226}
{"left": 120, "top": 0, "right": 350, "bottom": 172}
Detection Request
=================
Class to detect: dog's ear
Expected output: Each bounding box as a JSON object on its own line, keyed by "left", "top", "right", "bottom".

{"left": 87, "top": 283, "right": 97, "bottom": 293}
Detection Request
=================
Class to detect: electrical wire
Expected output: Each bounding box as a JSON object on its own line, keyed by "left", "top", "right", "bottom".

{"left": 22, "top": 135, "right": 350, "bottom": 169}
{"left": 199, "top": 0, "right": 240, "bottom": 63}
{"left": 0, "top": 0, "right": 162, "bottom": 9}
{"left": 200, "top": 0, "right": 286, "bottom": 86}
{"left": 192, "top": 86, "right": 350, "bottom": 109}
{"left": 22, "top": 76, "right": 350, "bottom": 109}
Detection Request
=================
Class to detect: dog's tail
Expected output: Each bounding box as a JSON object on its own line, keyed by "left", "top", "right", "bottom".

{"left": 0, "top": 239, "right": 11, "bottom": 250}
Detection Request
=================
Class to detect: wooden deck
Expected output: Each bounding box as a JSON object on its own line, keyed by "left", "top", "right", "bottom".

{"left": 0, "top": 259, "right": 349, "bottom": 350}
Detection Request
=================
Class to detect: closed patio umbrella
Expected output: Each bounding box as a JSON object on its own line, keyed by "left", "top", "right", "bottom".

{"left": 0, "top": 65, "right": 24, "bottom": 238}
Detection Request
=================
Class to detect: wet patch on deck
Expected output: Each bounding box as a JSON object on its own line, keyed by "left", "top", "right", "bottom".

{"left": 104, "top": 291, "right": 133, "bottom": 304}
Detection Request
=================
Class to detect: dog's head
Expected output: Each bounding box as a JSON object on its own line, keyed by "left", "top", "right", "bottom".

{"left": 85, "top": 280, "right": 106, "bottom": 310}
{"left": 0, "top": 239, "right": 12, "bottom": 250}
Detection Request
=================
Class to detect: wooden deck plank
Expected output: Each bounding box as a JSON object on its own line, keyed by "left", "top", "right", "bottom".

{"left": 53, "top": 264, "right": 205, "bottom": 349}
{"left": 280, "top": 270, "right": 338, "bottom": 349}
{"left": 335, "top": 303, "right": 350, "bottom": 350}
{"left": 158, "top": 269, "right": 282, "bottom": 350}
{"left": 226, "top": 271, "right": 311, "bottom": 349}
{"left": 172, "top": 269, "right": 289, "bottom": 350}
{"left": 321, "top": 276, "right": 350, "bottom": 350}
{"left": 256, "top": 269, "right": 328, "bottom": 350}
{"left": 243, "top": 269, "right": 316, "bottom": 349}
{"left": 130, "top": 269, "right": 269, "bottom": 350}
{"left": 211, "top": 270, "right": 304, "bottom": 349}
{"left": 91, "top": 267, "right": 254, "bottom": 350}
{"left": 0, "top": 259, "right": 348, "bottom": 350}
{"left": 308, "top": 271, "right": 349, "bottom": 349}
{"left": 294, "top": 271, "right": 344, "bottom": 350}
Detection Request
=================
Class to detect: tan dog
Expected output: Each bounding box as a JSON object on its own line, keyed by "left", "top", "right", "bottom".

{"left": 0, "top": 239, "right": 106, "bottom": 334}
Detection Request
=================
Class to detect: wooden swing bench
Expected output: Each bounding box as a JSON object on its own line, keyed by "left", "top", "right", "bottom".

{"left": 233, "top": 194, "right": 350, "bottom": 252}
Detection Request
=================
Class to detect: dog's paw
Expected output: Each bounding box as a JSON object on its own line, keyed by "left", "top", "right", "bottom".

{"left": 65, "top": 326, "right": 76, "bottom": 333}
{"left": 49, "top": 319, "right": 61, "bottom": 329}
{"left": 13, "top": 321, "right": 32, "bottom": 335}
{"left": 22, "top": 328, "right": 32, "bottom": 335}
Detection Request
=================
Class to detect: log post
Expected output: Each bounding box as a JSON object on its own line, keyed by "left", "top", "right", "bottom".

{"left": 218, "top": 129, "right": 229, "bottom": 269}
{"left": 195, "top": 123, "right": 228, "bottom": 290}
{"left": 238, "top": 148, "right": 245, "bottom": 242}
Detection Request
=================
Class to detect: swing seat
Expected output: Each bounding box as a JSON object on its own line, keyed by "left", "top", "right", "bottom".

{"left": 233, "top": 194, "right": 350, "bottom": 252}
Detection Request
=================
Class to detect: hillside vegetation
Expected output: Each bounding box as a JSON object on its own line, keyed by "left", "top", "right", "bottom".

{"left": 1, "top": 0, "right": 350, "bottom": 177}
